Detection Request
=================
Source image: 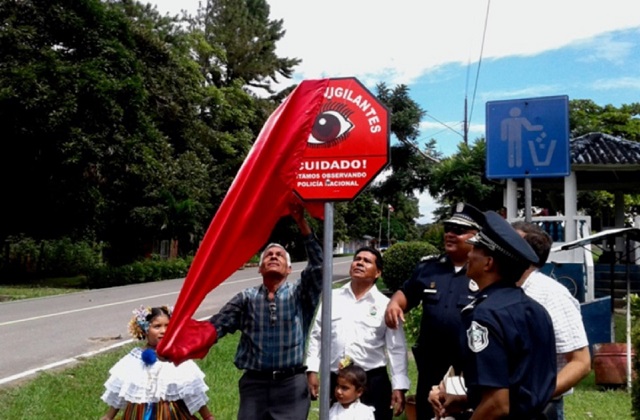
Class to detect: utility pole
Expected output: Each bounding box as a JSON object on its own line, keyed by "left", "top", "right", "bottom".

{"left": 463, "top": 95, "right": 469, "bottom": 145}
{"left": 387, "top": 205, "right": 391, "bottom": 245}
{"left": 377, "top": 201, "right": 383, "bottom": 247}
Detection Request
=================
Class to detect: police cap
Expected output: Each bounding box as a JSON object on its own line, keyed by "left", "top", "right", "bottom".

{"left": 444, "top": 202, "right": 483, "bottom": 230}
{"left": 467, "top": 211, "right": 539, "bottom": 266}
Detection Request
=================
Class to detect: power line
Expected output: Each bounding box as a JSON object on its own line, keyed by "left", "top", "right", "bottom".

{"left": 463, "top": 0, "right": 491, "bottom": 144}
{"left": 468, "top": 0, "right": 491, "bottom": 127}
{"left": 397, "top": 138, "right": 440, "bottom": 163}
{"left": 420, "top": 1, "right": 491, "bottom": 150}
{"left": 424, "top": 112, "right": 464, "bottom": 139}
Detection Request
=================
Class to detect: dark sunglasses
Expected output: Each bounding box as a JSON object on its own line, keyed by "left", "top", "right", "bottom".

{"left": 268, "top": 302, "right": 277, "bottom": 326}
{"left": 444, "top": 224, "right": 472, "bottom": 236}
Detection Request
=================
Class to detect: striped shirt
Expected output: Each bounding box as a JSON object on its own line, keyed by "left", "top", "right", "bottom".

{"left": 521, "top": 269, "right": 589, "bottom": 394}
{"left": 210, "top": 234, "right": 323, "bottom": 371}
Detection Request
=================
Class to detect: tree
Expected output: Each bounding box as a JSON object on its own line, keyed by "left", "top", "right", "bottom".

{"left": 336, "top": 191, "right": 381, "bottom": 243}
{"left": 185, "top": 0, "right": 301, "bottom": 208}
{"left": 0, "top": 0, "right": 214, "bottom": 264}
{"left": 569, "top": 100, "right": 640, "bottom": 227}
{"left": 366, "top": 83, "right": 439, "bottom": 240}
{"left": 197, "top": 0, "right": 300, "bottom": 93}
{"left": 181, "top": 0, "right": 310, "bottom": 258}
{"left": 570, "top": 100, "right": 640, "bottom": 140}
{"left": 427, "top": 138, "right": 503, "bottom": 218}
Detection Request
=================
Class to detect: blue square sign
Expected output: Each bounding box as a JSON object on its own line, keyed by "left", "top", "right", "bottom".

{"left": 486, "top": 95, "right": 570, "bottom": 179}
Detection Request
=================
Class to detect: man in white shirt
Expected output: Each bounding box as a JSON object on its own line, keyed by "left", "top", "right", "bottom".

{"left": 306, "top": 246, "right": 411, "bottom": 420}
{"left": 512, "top": 221, "right": 591, "bottom": 420}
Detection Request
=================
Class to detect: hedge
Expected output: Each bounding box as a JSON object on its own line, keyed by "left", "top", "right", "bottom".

{"left": 382, "top": 241, "right": 439, "bottom": 293}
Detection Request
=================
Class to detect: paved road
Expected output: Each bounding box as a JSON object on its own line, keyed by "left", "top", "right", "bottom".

{"left": 0, "top": 255, "right": 353, "bottom": 386}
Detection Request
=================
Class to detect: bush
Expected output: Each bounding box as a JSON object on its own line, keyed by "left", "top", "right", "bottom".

{"left": 85, "top": 257, "right": 192, "bottom": 289}
{"left": 403, "top": 303, "right": 423, "bottom": 346}
{"left": 421, "top": 224, "right": 444, "bottom": 250}
{"left": 382, "top": 241, "right": 439, "bottom": 292}
{"left": 0, "top": 235, "right": 103, "bottom": 281}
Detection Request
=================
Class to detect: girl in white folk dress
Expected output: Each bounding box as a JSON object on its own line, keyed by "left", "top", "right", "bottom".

{"left": 100, "top": 305, "right": 214, "bottom": 420}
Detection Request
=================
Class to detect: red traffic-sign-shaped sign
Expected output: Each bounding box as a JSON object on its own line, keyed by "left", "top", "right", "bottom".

{"left": 294, "top": 77, "right": 390, "bottom": 201}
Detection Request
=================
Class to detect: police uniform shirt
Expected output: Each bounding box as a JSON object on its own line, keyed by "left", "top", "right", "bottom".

{"left": 400, "top": 254, "right": 476, "bottom": 387}
{"left": 461, "top": 282, "right": 557, "bottom": 419}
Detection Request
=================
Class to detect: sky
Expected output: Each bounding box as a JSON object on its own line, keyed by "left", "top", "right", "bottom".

{"left": 149, "top": 0, "right": 640, "bottom": 223}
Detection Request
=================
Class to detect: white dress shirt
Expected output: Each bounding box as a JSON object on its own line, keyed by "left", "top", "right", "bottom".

{"left": 306, "top": 282, "right": 411, "bottom": 391}
{"left": 329, "top": 399, "right": 375, "bottom": 420}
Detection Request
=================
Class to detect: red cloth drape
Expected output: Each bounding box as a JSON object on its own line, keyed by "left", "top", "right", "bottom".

{"left": 157, "top": 79, "right": 329, "bottom": 364}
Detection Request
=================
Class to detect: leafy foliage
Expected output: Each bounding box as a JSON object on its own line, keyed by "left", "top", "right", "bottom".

{"left": 364, "top": 83, "right": 439, "bottom": 242}
{"left": 374, "top": 84, "right": 437, "bottom": 197}
{"left": 421, "top": 223, "right": 445, "bottom": 250}
{"left": 570, "top": 99, "right": 640, "bottom": 140}
{"left": 0, "top": 0, "right": 300, "bottom": 269}
{"left": 426, "top": 139, "right": 503, "bottom": 218}
{"left": 403, "top": 302, "right": 423, "bottom": 346}
{"left": 197, "top": 0, "right": 300, "bottom": 93}
{"left": 0, "top": 236, "right": 103, "bottom": 280}
{"left": 85, "top": 256, "right": 191, "bottom": 288}
{"left": 334, "top": 191, "right": 381, "bottom": 243}
{"left": 381, "top": 241, "right": 438, "bottom": 292}
{"left": 0, "top": 0, "right": 211, "bottom": 263}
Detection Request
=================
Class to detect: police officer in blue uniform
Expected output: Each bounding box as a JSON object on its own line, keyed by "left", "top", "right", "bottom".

{"left": 385, "top": 203, "right": 483, "bottom": 419}
{"left": 431, "top": 210, "right": 557, "bottom": 419}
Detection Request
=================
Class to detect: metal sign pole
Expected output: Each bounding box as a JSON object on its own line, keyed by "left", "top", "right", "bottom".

{"left": 292, "top": 77, "right": 390, "bottom": 417}
{"left": 625, "top": 235, "right": 632, "bottom": 392}
{"left": 609, "top": 242, "right": 615, "bottom": 341}
{"left": 319, "top": 202, "right": 334, "bottom": 419}
{"left": 524, "top": 178, "right": 532, "bottom": 223}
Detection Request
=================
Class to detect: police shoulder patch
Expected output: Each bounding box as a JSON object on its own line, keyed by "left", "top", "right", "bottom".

{"left": 467, "top": 321, "right": 489, "bottom": 353}
{"left": 420, "top": 254, "right": 438, "bottom": 262}
{"left": 468, "top": 279, "right": 479, "bottom": 292}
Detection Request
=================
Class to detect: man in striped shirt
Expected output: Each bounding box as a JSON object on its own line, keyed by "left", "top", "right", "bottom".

{"left": 209, "top": 203, "right": 323, "bottom": 419}
{"left": 513, "top": 221, "right": 591, "bottom": 420}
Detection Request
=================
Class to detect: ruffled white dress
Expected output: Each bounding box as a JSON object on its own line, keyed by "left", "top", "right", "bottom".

{"left": 329, "top": 399, "right": 375, "bottom": 420}
{"left": 101, "top": 347, "right": 209, "bottom": 418}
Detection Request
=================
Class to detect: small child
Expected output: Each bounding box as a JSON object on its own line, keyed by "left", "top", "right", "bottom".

{"left": 329, "top": 364, "right": 375, "bottom": 420}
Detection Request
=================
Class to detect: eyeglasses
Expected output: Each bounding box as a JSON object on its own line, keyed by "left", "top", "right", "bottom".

{"left": 268, "top": 302, "right": 277, "bottom": 326}
{"left": 444, "top": 224, "right": 472, "bottom": 236}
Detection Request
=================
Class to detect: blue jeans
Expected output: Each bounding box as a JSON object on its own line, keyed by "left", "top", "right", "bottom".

{"left": 556, "top": 398, "right": 564, "bottom": 420}
{"left": 540, "top": 397, "right": 562, "bottom": 420}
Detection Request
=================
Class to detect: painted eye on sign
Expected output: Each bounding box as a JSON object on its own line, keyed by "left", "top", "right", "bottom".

{"left": 294, "top": 77, "right": 390, "bottom": 201}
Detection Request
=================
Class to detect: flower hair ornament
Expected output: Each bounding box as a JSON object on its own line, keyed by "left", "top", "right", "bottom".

{"left": 127, "top": 305, "right": 173, "bottom": 341}
{"left": 338, "top": 355, "right": 353, "bottom": 370}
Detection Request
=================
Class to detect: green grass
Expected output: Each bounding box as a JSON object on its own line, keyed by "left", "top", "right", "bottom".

{"left": 0, "top": 285, "right": 81, "bottom": 301}
{"left": 0, "top": 276, "right": 86, "bottom": 301}
{"left": 565, "top": 372, "right": 633, "bottom": 420}
{"left": 0, "top": 331, "right": 633, "bottom": 419}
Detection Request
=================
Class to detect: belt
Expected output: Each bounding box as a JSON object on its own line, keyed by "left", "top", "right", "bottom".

{"left": 366, "top": 366, "right": 388, "bottom": 376}
{"left": 245, "top": 366, "right": 307, "bottom": 381}
{"left": 331, "top": 366, "right": 388, "bottom": 377}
